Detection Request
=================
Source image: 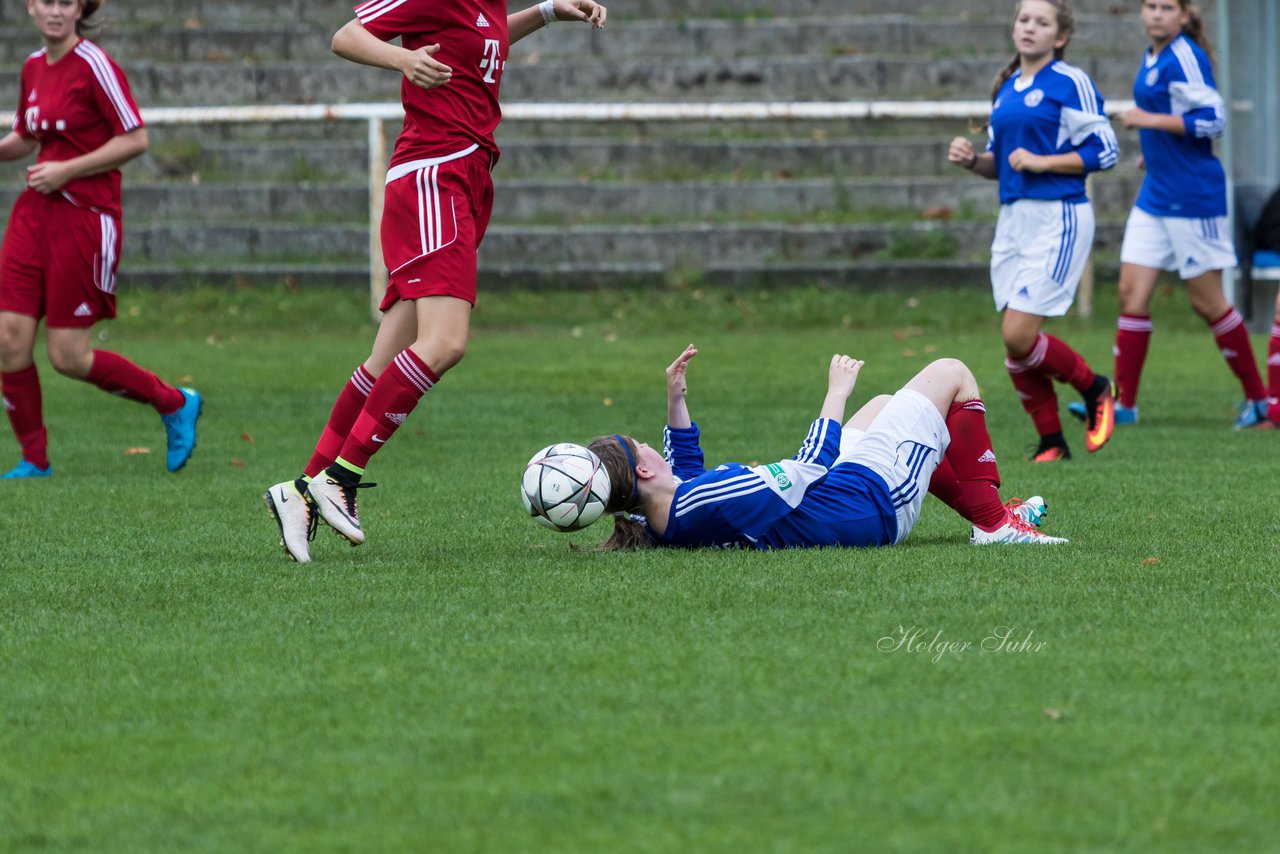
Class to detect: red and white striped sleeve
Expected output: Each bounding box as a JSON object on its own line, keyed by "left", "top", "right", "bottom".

{"left": 353, "top": 0, "right": 430, "bottom": 40}
{"left": 74, "top": 40, "right": 144, "bottom": 135}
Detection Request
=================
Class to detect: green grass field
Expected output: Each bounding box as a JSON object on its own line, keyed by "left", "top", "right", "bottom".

{"left": 1, "top": 283, "right": 1277, "bottom": 851}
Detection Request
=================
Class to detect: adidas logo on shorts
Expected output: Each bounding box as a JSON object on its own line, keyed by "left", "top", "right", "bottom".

{"left": 73, "top": 302, "right": 93, "bottom": 317}
{"left": 385, "top": 412, "right": 407, "bottom": 424}
{"left": 476, "top": 13, "right": 490, "bottom": 26}
{"left": 2, "top": 396, "right": 14, "bottom": 412}
{"left": 978, "top": 449, "right": 998, "bottom": 463}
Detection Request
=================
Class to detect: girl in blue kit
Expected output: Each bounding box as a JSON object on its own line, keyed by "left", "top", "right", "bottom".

{"left": 948, "top": 0, "right": 1120, "bottom": 462}
{"left": 1072, "top": 0, "right": 1268, "bottom": 430}
{"left": 583, "top": 345, "right": 1067, "bottom": 551}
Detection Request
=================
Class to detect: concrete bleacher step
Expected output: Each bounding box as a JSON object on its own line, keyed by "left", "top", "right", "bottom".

{"left": 118, "top": 258, "right": 1126, "bottom": 293}
{"left": 0, "top": 172, "right": 1141, "bottom": 231}
{"left": 0, "top": 53, "right": 1142, "bottom": 107}
{"left": 117, "top": 220, "right": 1127, "bottom": 267}
{"left": 0, "top": 14, "right": 1143, "bottom": 67}
{"left": 0, "top": 0, "right": 1152, "bottom": 293}
{"left": 2, "top": 0, "right": 1138, "bottom": 28}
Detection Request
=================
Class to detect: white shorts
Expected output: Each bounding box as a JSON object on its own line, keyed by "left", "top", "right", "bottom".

{"left": 835, "top": 389, "right": 949, "bottom": 545}
{"left": 990, "top": 199, "right": 1096, "bottom": 317}
{"left": 1119, "top": 207, "right": 1237, "bottom": 279}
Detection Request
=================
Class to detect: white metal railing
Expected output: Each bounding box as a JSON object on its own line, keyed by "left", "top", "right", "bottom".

{"left": 6, "top": 100, "right": 1143, "bottom": 317}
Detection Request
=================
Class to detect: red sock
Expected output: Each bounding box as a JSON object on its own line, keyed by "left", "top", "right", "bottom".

{"left": 1114, "top": 314, "right": 1152, "bottom": 409}
{"left": 1030, "top": 333, "right": 1096, "bottom": 393}
{"left": 304, "top": 365, "right": 376, "bottom": 478}
{"left": 336, "top": 349, "right": 437, "bottom": 471}
{"left": 937, "top": 399, "right": 1006, "bottom": 531}
{"left": 2, "top": 365, "right": 48, "bottom": 469}
{"left": 1268, "top": 321, "right": 1280, "bottom": 422}
{"left": 85, "top": 350, "right": 185, "bottom": 414}
{"left": 1208, "top": 308, "right": 1266, "bottom": 401}
{"left": 1006, "top": 353, "right": 1062, "bottom": 436}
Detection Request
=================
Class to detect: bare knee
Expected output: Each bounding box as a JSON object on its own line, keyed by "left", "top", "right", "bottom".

{"left": 0, "top": 316, "right": 36, "bottom": 371}
{"left": 1117, "top": 266, "right": 1157, "bottom": 315}
{"left": 46, "top": 338, "right": 93, "bottom": 378}
{"left": 1187, "top": 275, "right": 1229, "bottom": 321}
{"left": 906, "top": 358, "right": 977, "bottom": 412}
{"left": 411, "top": 331, "right": 468, "bottom": 374}
{"left": 1001, "top": 328, "right": 1038, "bottom": 359}
{"left": 929, "top": 357, "right": 973, "bottom": 385}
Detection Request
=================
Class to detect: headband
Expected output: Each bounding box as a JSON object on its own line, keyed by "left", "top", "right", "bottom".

{"left": 611, "top": 434, "right": 641, "bottom": 508}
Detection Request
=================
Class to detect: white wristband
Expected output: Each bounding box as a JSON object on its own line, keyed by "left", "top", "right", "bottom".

{"left": 539, "top": 0, "right": 556, "bottom": 26}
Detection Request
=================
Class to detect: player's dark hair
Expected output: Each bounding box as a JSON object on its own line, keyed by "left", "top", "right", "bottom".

{"left": 74, "top": 0, "right": 103, "bottom": 36}
{"left": 991, "top": 0, "right": 1076, "bottom": 102}
{"left": 1172, "top": 1, "right": 1215, "bottom": 65}
{"left": 584, "top": 435, "right": 654, "bottom": 551}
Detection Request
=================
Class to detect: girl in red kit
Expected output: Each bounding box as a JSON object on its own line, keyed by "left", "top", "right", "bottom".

{"left": 263, "top": 0, "right": 608, "bottom": 562}
{"left": 0, "top": 0, "right": 202, "bottom": 479}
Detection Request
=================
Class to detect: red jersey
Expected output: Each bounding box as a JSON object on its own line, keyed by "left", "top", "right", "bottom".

{"left": 354, "top": 0, "right": 509, "bottom": 168}
{"left": 13, "top": 40, "right": 144, "bottom": 220}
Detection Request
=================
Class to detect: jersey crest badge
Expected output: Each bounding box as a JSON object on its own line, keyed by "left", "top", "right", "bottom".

{"left": 1023, "top": 89, "right": 1045, "bottom": 108}
{"left": 765, "top": 463, "right": 793, "bottom": 491}
{"left": 1146, "top": 68, "right": 1159, "bottom": 87}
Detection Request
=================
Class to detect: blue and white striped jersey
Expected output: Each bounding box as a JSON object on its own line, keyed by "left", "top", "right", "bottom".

{"left": 987, "top": 60, "right": 1119, "bottom": 205}
{"left": 1132, "top": 34, "right": 1226, "bottom": 218}
{"left": 647, "top": 420, "right": 897, "bottom": 550}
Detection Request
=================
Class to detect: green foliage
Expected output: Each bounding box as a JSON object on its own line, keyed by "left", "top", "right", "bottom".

{"left": 2, "top": 285, "right": 1277, "bottom": 850}
{"left": 878, "top": 226, "right": 959, "bottom": 259}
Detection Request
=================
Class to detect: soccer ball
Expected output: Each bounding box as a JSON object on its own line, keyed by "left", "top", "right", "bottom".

{"left": 521, "top": 443, "right": 611, "bottom": 532}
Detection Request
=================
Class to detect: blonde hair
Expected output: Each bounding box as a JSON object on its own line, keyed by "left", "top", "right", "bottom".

{"left": 584, "top": 435, "right": 654, "bottom": 551}
{"left": 991, "top": 0, "right": 1076, "bottom": 101}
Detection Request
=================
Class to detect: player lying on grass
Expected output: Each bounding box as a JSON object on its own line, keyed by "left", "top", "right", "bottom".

{"left": 584, "top": 345, "right": 1068, "bottom": 550}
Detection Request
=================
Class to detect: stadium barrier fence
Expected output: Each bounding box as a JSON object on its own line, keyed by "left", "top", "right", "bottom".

{"left": 7, "top": 100, "right": 1141, "bottom": 319}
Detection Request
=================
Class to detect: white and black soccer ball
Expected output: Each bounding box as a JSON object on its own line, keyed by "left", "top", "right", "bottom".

{"left": 521, "top": 442, "right": 611, "bottom": 532}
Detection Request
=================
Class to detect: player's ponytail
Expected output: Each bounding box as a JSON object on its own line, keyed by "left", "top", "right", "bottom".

{"left": 584, "top": 436, "right": 654, "bottom": 551}
{"left": 78, "top": 0, "right": 104, "bottom": 36}
{"left": 991, "top": 0, "right": 1076, "bottom": 102}
{"left": 990, "top": 55, "right": 1021, "bottom": 103}
{"left": 1179, "top": 2, "right": 1216, "bottom": 66}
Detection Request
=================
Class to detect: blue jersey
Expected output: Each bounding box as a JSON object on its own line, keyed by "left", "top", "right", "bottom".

{"left": 987, "top": 60, "right": 1119, "bottom": 205}
{"left": 1132, "top": 34, "right": 1227, "bottom": 218}
{"left": 645, "top": 420, "right": 897, "bottom": 550}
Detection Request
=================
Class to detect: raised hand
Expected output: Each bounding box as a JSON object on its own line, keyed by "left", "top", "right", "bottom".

{"left": 553, "top": 0, "right": 608, "bottom": 27}
{"left": 827, "top": 354, "right": 865, "bottom": 401}
{"left": 666, "top": 344, "right": 697, "bottom": 429}
{"left": 666, "top": 343, "right": 697, "bottom": 401}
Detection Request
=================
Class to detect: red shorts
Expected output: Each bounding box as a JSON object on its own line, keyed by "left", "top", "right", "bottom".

{"left": 379, "top": 147, "right": 494, "bottom": 311}
{"left": 0, "top": 190, "right": 121, "bottom": 328}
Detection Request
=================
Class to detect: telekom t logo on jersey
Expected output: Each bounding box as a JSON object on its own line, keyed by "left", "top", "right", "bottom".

{"left": 479, "top": 38, "right": 504, "bottom": 84}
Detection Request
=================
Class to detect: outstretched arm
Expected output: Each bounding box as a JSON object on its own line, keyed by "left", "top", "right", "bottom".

{"left": 510, "top": 0, "right": 608, "bottom": 45}
{"left": 666, "top": 344, "right": 697, "bottom": 429}
{"left": 0, "top": 132, "right": 37, "bottom": 164}
{"left": 819, "top": 354, "right": 865, "bottom": 423}
{"left": 25, "top": 128, "right": 147, "bottom": 194}
{"left": 332, "top": 19, "right": 454, "bottom": 90}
